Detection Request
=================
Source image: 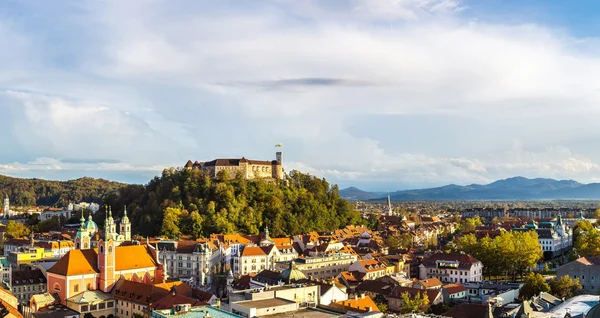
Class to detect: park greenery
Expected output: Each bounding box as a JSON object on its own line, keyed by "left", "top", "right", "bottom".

{"left": 456, "top": 231, "right": 542, "bottom": 281}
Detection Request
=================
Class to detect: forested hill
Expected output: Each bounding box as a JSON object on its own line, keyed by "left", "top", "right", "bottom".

{"left": 0, "top": 175, "right": 127, "bottom": 206}
{"left": 101, "top": 168, "right": 363, "bottom": 238}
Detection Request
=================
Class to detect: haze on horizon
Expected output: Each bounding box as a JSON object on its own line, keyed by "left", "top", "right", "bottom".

{"left": 2, "top": 0, "right": 600, "bottom": 191}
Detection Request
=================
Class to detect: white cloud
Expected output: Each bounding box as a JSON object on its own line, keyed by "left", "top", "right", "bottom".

{"left": 2, "top": 1, "right": 600, "bottom": 188}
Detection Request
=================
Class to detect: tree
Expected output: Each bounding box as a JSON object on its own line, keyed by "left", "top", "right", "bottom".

{"left": 460, "top": 215, "right": 483, "bottom": 233}
{"left": 519, "top": 272, "right": 550, "bottom": 300}
{"left": 373, "top": 294, "right": 388, "bottom": 312}
{"left": 550, "top": 276, "right": 583, "bottom": 299}
{"left": 5, "top": 221, "right": 30, "bottom": 239}
{"left": 385, "top": 233, "right": 413, "bottom": 250}
{"left": 160, "top": 207, "right": 182, "bottom": 239}
{"left": 543, "top": 263, "right": 550, "bottom": 272}
{"left": 83, "top": 313, "right": 95, "bottom": 318}
{"left": 574, "top": 227, "right": 600, "bottom": 257}
{"left": 491, "top": 216, "right": 501, "bottom": 225}
{"left": 189, "top": 211, "right": 204, "bottom": 239}
{"left": 399, "top": 291, "right": 430, "bottom": 313}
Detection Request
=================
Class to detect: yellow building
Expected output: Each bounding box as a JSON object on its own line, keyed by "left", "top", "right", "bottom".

{"left": 8, "top": 246, "right": 53, "bottom": 268}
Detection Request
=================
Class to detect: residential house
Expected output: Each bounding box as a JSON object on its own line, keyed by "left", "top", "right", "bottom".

{"left": 413, "top": 278, "right": 443, "bottom": 290}
{"left": 11, "top": 269, "right": 47, "bottom": 305}
{"left": 556, "top": 257, "right": 600, "bottom": 293}
{"left": 348, "top": 260, "right": 387, "bottom": 281}
{"left": 155, "top": 240, "right": 217, "bottom": 287}
{"left": 441, "top": 282, "right": 467, "bottom": 303}
{"left": 418, "top": 252, "right": 483, "bottom": 283}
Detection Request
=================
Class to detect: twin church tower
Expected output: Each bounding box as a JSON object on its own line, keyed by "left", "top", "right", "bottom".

{"left": 74, "top": 206, "right": 131, "bottom": 250}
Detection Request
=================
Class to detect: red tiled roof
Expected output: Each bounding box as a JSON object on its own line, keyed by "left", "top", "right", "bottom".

{"left": 422, "top": 252, "right": 480, "bottom": 269}
{"left": 241, "top": 246, "right": 267, "bottom": 257}
{"left": 442, "top": 282, "right": 467, "bottom": 294}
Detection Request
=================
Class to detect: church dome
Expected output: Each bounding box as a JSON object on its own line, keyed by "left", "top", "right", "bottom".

{"left": 278, "top": 263, "right": 306, "bottom": 284}
{"left": 85, "top": 214, "right": 98, "bottom": 231}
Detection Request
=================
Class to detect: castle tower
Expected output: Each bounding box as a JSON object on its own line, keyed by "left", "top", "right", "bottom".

{"left": 120, "top": 206, "right": 131, "bottom": 241}
{"left": 3, "top": 195, "right": 9, "bottom": 219}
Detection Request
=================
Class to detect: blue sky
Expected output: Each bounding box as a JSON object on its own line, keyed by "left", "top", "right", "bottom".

{"left": 2, "top": 0, "right": 600, "bottom": 191}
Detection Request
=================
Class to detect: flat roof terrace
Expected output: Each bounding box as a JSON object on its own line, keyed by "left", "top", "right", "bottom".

{"left": 234, "top": 298, "right": 296, "bottom": 309}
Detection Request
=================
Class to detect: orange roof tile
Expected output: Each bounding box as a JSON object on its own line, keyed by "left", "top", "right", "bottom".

{"left": 241, "top": 246, "right": 267, "bottom": 257}
{"left": 333, "top": 296, "right": 379, "bottom": 312}
{"left": 416, "top": 278, "right": 443, "bottom": 288}
{"left": 48, "top": 245, "right": 158, "bottom": 276}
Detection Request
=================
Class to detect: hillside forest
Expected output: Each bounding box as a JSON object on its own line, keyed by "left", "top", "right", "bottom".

{"left": 2, "top": 169, "right": 362, "bottom": 238}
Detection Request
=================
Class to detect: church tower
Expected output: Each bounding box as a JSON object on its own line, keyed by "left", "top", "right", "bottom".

{"left": 75, "top": 214, "right": 86, "bottom": 249}
{"left": 3, "top": 195, "right": 9, "bottom": 219}
{"left": 119, "top": 206, "right": 131, "bottom": 241}
{"left": 98, "top": 206, "right": 116, "bottom": 292}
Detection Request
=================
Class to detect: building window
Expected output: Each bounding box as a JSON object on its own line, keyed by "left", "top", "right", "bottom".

{"left": 74, "top": 284, "right": 79, "bottom": 293}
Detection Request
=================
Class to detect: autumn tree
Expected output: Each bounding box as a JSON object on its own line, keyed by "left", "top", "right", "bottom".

{"left": 399, "top": 291, "right": 430, "bottom": 313}
{"left": 160, "top": 207, "right": 182, "bottom": 238}
{"left": 519, "top": 272, "right": 550, "bottom": 300}
{"left": 550, "top": 276, "right": 583, "bottom": 299}
{"left": 385, "top": 233, "right": 413, "bottom": 250}
{"left": 5, "top": 221, "right": 30, "bottom": 239}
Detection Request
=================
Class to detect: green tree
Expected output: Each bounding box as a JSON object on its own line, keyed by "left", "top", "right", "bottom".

{"left": 160, "top": 207, "right": 182, "bottom": 238}
{"left": 550, "top": 276, "right": 583, "bottom": 299}
{"left": 399, "top": 291, "right": 430, "bottom": 313}
{"left": 373, "top": 294, "right": 388, "bottom": 312}
{"left": 574, "top": 229, "right": 600, "bottom": 257}
{"left": 5, "top": 221, "right": 30, "bottom": 239}
{"left": 189, "top": 210, "right": 204, "bottom": 239}
{"left": 385, "top": 233, "right": 413, "bottom": 250}
{"left": 83, "top": 313, "right": 95, "bottom": 318}
{"left": 519, "top": 272, "right": 550, "bottom": 300}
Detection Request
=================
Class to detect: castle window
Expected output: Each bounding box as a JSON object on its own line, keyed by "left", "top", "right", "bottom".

{"left": 109, "top": 246, "right": 113, "bottom": 253}
{"left": 84, "top": 243, "right": 88, "bottom": 249}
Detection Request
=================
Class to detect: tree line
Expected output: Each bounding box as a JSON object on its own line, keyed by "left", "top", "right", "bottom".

{"left": 455, "top": 231, "right": 543, "bottom": 281}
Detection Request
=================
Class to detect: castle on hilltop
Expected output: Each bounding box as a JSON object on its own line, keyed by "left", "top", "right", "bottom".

{"left": 185, "top": 150, "right": 284, "bottom": 180}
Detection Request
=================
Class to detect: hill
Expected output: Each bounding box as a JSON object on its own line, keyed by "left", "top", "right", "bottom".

{"left": 344, "top": 176, "right": 598, "bottom": 201}
{"left": 100, "top": 169, "right": 363, "bottom": 238}
{"left": 0, "top": 175, "right": 128, "bottom": 206}
{"left": 339, "top": 187, "right": 381, "bottom": 200}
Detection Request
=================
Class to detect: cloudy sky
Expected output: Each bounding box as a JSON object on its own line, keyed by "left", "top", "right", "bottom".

{"left": 2, "top": 0, "right": 600, "bottom": 190}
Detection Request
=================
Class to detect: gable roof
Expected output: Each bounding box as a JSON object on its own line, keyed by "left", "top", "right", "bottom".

{"left": 416, "top": 278, "right": 443, "bottom": 289}
{"left": 149, "top": 293, "right": 207, "bottom": 310}
{"left": 48, "top": 245, "right": 158, "bottom": 276}
{"left": 241, "top": 246, "right": 267, "bottom": 257}
{"left": 422, "top": 252, "right": 480, "bottom": 269}
{"left": 442, "top": 282, "right": 467, "bottom": 294}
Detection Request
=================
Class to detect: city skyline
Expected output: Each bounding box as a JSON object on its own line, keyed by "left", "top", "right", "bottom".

{"left": 3, "top": 1, "right": 600, "bottom": 190}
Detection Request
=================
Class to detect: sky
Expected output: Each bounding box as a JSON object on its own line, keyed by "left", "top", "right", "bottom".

{"left": 3, "top": 0, "right": 600, "bottom": 191}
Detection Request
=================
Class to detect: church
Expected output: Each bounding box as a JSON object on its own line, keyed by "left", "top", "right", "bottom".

{"left": 47, "top": 207, "right": 163, "bottom": 305}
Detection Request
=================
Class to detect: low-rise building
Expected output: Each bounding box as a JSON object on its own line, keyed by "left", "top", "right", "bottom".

{"left": 0, "top": 256, "right": 12, "bottom": 284}
{"left": 441, "top": 282, "right": 467, "bottom": 302}
{"left": 462, "top": 281, "right": 522, "bottom": 304}
{"left": 556, "top": 257, "right": 600, "bottom": 293}
{"left": 279, "top": 253, "right": 358, "bottom": 280}
{"left": 418, "top": 252, "right": 483, "bottom": 283}
{"left": 156, "top": 240, "right": 217, "bottom": 287}
{"left": 348, "top": 260, "right": 387, "bottom": 281}
{"left": 11, "top": 269, "right": 47, "bottom": 305}
{"left": 32, "top": 304, "right": 79, "bottom": 318}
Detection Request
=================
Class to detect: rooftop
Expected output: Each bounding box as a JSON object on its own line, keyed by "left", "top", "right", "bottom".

{"left": 153, "top": 306, "right": 241, "bottom": 318}
{"left": 33, "top": 305, "right": 80, "bottom": 318}
{"left": 233, "top": 298, "right": 296, "bottom": 309}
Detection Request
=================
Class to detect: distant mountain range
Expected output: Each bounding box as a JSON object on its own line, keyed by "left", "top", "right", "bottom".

{"left": 340, "top": 177, "right": 600, "bottom": 201}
